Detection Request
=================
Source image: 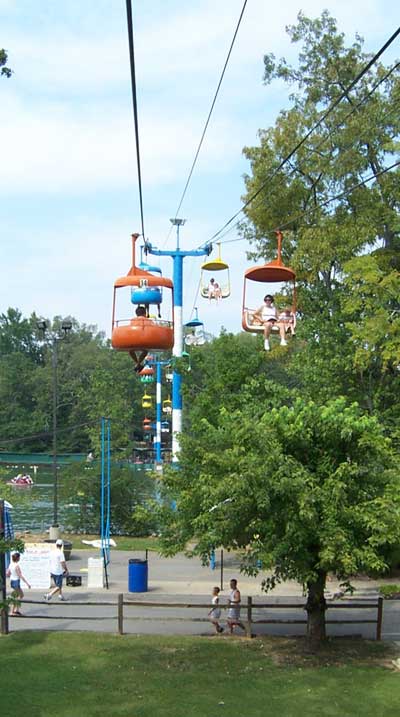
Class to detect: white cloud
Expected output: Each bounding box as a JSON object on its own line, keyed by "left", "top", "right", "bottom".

{"left": 0, "top": 93, "right": 248, "bottom": 194}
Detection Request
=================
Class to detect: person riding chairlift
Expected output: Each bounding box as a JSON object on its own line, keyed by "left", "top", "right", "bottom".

{"left": 208, "top": 277, "right": 222, "bottom": 302}
{"left": 129, "top": 306, "right": 150, "bottom": 371}
{"left": 253, "top": 294, "right": 288, "bottom": 351}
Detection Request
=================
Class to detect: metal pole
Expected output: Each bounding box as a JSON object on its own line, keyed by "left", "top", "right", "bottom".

{"left": 52, "top": 341, "right": 58, "bottom": 528}
{"left": 155, "top": 361, "right": 162, "bottom": 463}
{"left": 0, "top": 500, "right": 9, "bottom": 635}
{"left": 220, "top": 549, "right": 224, "bottom": 591}
{"left": 100, "top": 417, "right": 105, "bottom": 546}
{"left": 172, "top": 250, "right": 183, "bottom": 462}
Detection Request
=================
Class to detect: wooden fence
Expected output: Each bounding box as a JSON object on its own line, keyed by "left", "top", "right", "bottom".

{"left": 2, "top": 596, "right": 384, "bottom": 639}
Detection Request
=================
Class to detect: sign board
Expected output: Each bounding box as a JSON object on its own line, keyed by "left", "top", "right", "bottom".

{"left": 19, "top": 543, "right": 52, "bottom": 590}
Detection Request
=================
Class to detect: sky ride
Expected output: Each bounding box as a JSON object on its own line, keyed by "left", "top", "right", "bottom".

{"left": 111, "top": 233, "right": 174, "bottom": 357}
{"left": 200, "top": 242, "right": 230, "bottom": 301}
{"left": 184, "top": 307, "right": 206, "bottom": 346}
{"left": 242, "top": 230, "right": 297, "bottom": 342}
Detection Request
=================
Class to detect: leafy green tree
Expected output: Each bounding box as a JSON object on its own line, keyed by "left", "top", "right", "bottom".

{"left": 0, "top": 308, "right": 148, "bottom": 454}
{"left": 0, "top": 49, "right": 12, "bottom": 78}
{"left": 241, "top": 11, "right": 399, "bottom": 288}
{"left": 181, "top": 330, "right": 295, "bottom": 431}
{"left": 61, "top": 462, "right": 157, "bottom": 535}
{"left": 157, "top": 396, "right": 400, "bottom": 643}
{"left": 238, "top": 10, "right": 400, "bottom": 429}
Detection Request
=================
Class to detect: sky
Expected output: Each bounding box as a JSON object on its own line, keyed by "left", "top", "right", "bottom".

{"left": 1, "top": 0, "right": 398, "bottom": 340}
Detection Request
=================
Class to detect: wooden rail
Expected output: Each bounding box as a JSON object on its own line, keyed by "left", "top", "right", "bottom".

{"left": 5, "top": 596, "right": 383, "bottom": 640}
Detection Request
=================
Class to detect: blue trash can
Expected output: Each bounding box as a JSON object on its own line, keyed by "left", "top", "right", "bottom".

{"left": 128, "top": 558, "right": 148, "bottom": 592}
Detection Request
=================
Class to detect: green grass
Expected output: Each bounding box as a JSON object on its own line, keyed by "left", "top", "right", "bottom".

{"left": 22, "top": 534, "right": 160, "bottom": 552}
{"left": 379, "top": 584, "right": 400, "bottom": 598}
{"left": 1, "top": 633, "right": 400, "bottom": 717}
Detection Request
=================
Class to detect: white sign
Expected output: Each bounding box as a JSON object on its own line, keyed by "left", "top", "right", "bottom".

{"left": 19, "top": 543, "right": 52, "bottom": 590}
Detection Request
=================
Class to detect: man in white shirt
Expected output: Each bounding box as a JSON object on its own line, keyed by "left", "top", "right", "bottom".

{"left": 44, "top": 538, "right": 69, "bottom": 601}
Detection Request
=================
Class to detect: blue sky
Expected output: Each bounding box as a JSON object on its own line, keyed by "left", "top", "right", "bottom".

{"left": 1, "top": 0, "right": 398, "bottom": 339}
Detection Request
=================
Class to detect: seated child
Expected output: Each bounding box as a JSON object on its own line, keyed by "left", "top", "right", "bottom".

{"left": 278, "top": 308, "right": 296, "bottom": 336}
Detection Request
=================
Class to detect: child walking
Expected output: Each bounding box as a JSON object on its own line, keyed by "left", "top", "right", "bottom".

{"left": 7, "top": 552, "right": 31, "bottom": 616}
{"left": 208, "top": 586, "right": 224, "bottom": 634}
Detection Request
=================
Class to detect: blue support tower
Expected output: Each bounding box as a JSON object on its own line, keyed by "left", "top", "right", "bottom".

{"left": 147, "top": 220, "right": 211, "bottom": 462}
{"left": 146, "top": 357, "right": 170, "bottom": 466}
{"left": 155, "top": 360, "right": 162, "bottom": 463}
{"left": 100, "top": 417, "right": 111, "bottom": 569}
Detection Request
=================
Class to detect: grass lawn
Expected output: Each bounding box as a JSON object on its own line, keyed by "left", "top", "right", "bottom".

{"left": 21, "top": 533, "right": 160, "bottom": 552}
{"left": 1, "top": 633, "right": 400, "bottom": 717}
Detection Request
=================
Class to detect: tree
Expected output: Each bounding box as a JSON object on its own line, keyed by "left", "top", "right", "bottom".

{"left": 60, "top": 462, "right": 157, "bottom": 535}
{"left": 0, "top": 49, "right": 12, "bottom": 78}
{"left": 240, "top": 11, "right": 399, "bottom": 289}
{"left": 238, "top": 11, "right": 400, "bottom": 431}
{"left": 157, "top": 396, "right": 400, "bottom": 643}
{"left": 0, "top": 308, "right": 143, "bottom": 455}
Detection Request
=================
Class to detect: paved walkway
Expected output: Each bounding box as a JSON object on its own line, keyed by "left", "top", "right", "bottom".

{"left": 8, "top": 548, "right": 400, "bottom": 639}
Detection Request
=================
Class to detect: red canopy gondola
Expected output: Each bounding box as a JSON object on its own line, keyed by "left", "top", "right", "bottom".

{"left": 112, "top": 234, "right": 174, "bottom": 353}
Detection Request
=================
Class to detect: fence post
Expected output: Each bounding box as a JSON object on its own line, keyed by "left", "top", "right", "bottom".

{"left": 376, "top": 597, "right": 383, "bottom": 641}
{"left": 246, "top": 596, "right": 252, "bottom": 638}
{"left": 0, "top": 500, "right": 9, "bottom": 635}
{"left": 118, "top": 593, "right": 124, "bottom": 635}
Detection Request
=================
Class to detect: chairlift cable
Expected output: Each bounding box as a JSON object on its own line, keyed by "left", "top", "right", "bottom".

{"left": 207, "top": 27, "right": 400, "bottom": 244}
{"left": 212, "top": 69, "right": 400, "bottom": 246}
{"left": 172, "top": 0, "right": 248, "bottom": 220}
{"left": 161, "top": 0, "right": 248, "bottom": 250}
{"left": 188, "top": 276, "right": 202, "bottom": 323}
{"left": 215, "top": 158, "right": 400, "bottom": 245}
{"left": 126, "top": 0, "right": 146, "bottom": 240}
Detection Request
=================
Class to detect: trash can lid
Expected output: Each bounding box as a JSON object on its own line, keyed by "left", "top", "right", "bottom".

{"left": 129, "top": 558, "right": 147, "bottom": 564}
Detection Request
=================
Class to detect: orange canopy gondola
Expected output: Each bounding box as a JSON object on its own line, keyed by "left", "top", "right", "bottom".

{"left": 242, "top": 230, "right": 297, "bottom": 334}
{"left": 112, "top": 234, "right": 174, "bottom": 353}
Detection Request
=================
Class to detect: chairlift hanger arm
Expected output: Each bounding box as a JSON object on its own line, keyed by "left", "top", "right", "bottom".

{"left": 147, "top": 245, "right": 212, "bottom": 258}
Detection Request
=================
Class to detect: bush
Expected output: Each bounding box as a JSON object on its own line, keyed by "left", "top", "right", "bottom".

{"left": 379, "top": 584, "right": 400, "bottom": 599}
{"left": 60, "top": 462, "right": 158, "bottom": 535}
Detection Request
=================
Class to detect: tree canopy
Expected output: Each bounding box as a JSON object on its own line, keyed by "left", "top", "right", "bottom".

{"left": 0, "top": 48, "right": 12, "bottom": 78}
{"left": 152, "top": 13, "right": 400, "bottom": 642}
{"left": 0, "top": 308, "right": 146, "bottom": 456}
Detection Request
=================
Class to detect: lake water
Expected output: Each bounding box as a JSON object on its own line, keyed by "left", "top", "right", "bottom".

{"left": 4, "top": 464, "right": 155, "bottom": 533}
{"left": 5, "top": 468, "right": 77, "bottom": 533}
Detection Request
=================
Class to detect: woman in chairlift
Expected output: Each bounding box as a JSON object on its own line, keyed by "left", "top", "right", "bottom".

{"left": 253, "top": 294, "right": 287, "bottom": 351}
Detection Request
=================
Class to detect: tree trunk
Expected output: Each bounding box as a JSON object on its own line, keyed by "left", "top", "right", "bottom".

{"left": 305, "top": 570, "right": 327, "bottom": 644}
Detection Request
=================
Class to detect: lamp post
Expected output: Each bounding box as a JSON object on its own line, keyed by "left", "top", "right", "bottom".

{"left": 37, "top": 319, "right": 72, "bottom": 539}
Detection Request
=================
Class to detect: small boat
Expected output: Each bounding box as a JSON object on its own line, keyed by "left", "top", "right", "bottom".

{"left": 7, "top": 473, "right": 34, "bottom": 486}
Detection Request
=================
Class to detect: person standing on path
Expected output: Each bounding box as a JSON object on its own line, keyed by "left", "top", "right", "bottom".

{"left": 208, "top": 586, "right": 224, "bottom": 634}
{"left": 44, "top": 539, "right": 69, "bottom": 601}
{"left": 7, "top": 552, "right": 31, "bottom": 616}
{"left": 227, "top": 578, "right": 246, "bottom": 634}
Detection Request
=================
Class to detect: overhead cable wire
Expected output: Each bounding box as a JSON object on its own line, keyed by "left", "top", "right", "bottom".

{"left": 161, "top": 0, "right": 248, "bottom": 250}
{"left": 188, "top": 276, "right": 202, "bottom": 323}
{"left": 126, "top": 0, "right": 146, "bottom": 239}
{"left": 0, "top": 419, "right": 102, "bottom": 446}
{"left": 301, "top": 60, "right": 400, "bottom": 160}
{"left": 214, "top": 96, "right": 400, "bottom": 245}
{"left": 275, "top": 158, "right": 400, "bottom": 233}
{"left": 212, "top": 65, "right": 400, "bottom": 245}
{"left": 216, "top": 158, "right": 400, "bottom": 244}
{"left": 0, "top": 412, "right": 164, "bottom": 447}
{"left": 207, "top": 25, "right": 400, "bottom": 244}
